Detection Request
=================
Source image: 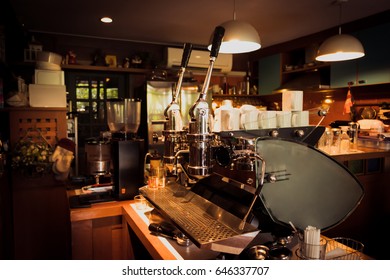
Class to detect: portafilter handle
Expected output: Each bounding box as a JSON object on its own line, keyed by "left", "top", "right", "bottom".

{"left": 148, "top": 222, "right": 192, "bottom": 246}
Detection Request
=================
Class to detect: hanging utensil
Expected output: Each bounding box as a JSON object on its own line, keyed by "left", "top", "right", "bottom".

{"left": 360, "top": 107, "right": 377, "bottom": 119}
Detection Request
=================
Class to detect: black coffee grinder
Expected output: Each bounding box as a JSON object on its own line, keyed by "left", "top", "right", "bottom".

{"left": 107, "top": 99, "right": 145, "bottom": 200}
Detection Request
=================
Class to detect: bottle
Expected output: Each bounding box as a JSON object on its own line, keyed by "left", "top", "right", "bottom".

{"left": 339, "top": 126, "right": 350, "bottom": 154}
{"left": 222, "top": 76, "right": 228, "bottom": 95}
{"left": 245, "top": 62, "right": 251, "bottom": 95}
{"left": 349, "top": 122, "right": 359, "bottom": 151}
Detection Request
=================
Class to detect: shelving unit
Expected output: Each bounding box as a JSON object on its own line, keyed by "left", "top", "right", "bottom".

{"left": 212, "top": 93, "right": 265, "bottom": 107}
{"left": 258, "top": 48, "right": 331, "bottom": 95}
{"left": 281, "top": 62, "right": 330, "bottom": 75}
{"left": 280, "top": 50, "right": 331, "bottom": 86}
{"left": 61, "top": 64, "right": 150, "bottom": 74}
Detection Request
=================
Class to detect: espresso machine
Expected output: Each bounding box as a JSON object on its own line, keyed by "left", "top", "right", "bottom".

{"left": 139, "top": 26, "right": 365, "bottom": 258}
{"left": 107, "top": 98, "right": 145, "bottom": 200}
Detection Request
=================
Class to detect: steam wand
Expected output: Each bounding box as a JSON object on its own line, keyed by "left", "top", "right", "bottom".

{"left": 239, "top": 153, "right": 266, "bottom": 230}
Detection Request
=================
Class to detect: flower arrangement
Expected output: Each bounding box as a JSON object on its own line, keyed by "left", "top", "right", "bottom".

{"left": 11, "top": 140, "right": 54, "bottom": 176}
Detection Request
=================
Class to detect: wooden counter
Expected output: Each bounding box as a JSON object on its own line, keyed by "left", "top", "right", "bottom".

{"left": 121, "top": 203, "right": 179, "bottom": 260}
{"left": 322, "top": 146, "right": 390, "bottom": 260}
{"left": 69, "top": 198, "right": 180, "bottom": 260}
{"left": 330, "top": 146, "right": 390, "bottom": 162}
{"left": 69, "top": 196, "right": 372, "bottom": 260}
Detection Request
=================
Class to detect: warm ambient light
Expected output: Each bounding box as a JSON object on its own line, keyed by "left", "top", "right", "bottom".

{"left": 100, "top": 17, "right": 113, "bottom": 23}
{"left": 207, "top": 0, "right": 261, "bottom": 54}
{"left": 316, "top": 33, "right": 365, "bottom": 62}
{"left": 208, "top": 20, "right": 261, "bottom": 54}
{"left": 315, "top": 0, "right": 364, "bottom": 62}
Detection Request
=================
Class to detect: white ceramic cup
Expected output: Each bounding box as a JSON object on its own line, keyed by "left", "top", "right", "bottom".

{"left": 241, "top": 109, "right": 259, "bottom": 130}
{"left": 291, "top": 111, "right": 309, "bottom": 127}
{"left": 221, "top": 108, "right": 240, "bottom": 131}
{"left": 258, "top": 111, "right": 277, "bottom": 129}
{"left": 282, "top": 91, "right": 303, "bottom": 111}
{"left": 276, "top": 111, "right": 292, "bottom": 128}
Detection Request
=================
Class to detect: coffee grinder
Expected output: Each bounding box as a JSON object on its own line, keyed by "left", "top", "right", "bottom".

{"left": 84, "top": 139, "right": 112, "bottom": 185}
{"left": 106, "top": 98, "right": 145, "bottom": 200}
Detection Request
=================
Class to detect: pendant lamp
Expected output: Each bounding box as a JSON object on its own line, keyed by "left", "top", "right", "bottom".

{"left": 316, "top": 0, "right": 364, "bottom": 62}
{"left": 207, "top": 0, "right": 261, "bottom": 54}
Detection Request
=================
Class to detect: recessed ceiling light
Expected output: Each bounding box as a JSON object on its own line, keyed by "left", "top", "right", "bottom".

{"left": 100, "top": 17, "right": 113, "bottom": 23}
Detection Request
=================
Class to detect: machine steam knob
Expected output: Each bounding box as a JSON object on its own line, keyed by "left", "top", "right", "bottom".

{"left": 269, "top": 130, "right": 279, "bottom": 138}
{"left": 295, "top": 130, "right": 305, "bottom": 138}
{"left": 267, "top": 173, "right": 277, "bottom": 183}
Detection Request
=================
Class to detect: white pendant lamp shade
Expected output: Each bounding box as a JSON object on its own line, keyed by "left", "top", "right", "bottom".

{"left": 208, "top": 20, "right": 261, "bottom": 54}
{"left": 316, "top": 33, "right": 365, "bottom": 62}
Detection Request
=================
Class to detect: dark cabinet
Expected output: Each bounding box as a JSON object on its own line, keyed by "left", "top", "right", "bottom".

{"left": 331, "top": 23, "right": 390, "bottom": 88}
{"left": 325, "top": 156, "right": 390, "bottom": 260}
{"left": 12, "top": 174, "right": 71, "bottom": 259}
{"left": 0, "top": 108, "right": 71, "bottom": 259}
{"left": 257, "top": 50, "right": 330, "bottom": 95}
{"left": 258, "top": 54, "right": 281, "bottom": 95}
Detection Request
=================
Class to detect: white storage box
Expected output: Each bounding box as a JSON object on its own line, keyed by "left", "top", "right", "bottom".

{"left": 29, "top": 84, "right": 67, "bottom": 107}
{"left": 34, "top": 69, "right": 64, "bottom": 85}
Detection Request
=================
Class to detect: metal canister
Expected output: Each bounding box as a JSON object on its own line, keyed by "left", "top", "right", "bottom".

{"left": 85, "top": 140, "right": 111, "bottom": 175}
{"left": 349, "top": 122, "right": 360, "bottom": 151}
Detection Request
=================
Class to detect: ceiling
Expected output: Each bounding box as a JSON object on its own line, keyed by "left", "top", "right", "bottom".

{"left": 9, "top": 0, "right": 390, "bottom": 50}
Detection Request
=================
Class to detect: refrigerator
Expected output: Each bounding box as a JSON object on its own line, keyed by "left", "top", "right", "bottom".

{"left": 146, "top": 80, "right": 211, "bottom": 153}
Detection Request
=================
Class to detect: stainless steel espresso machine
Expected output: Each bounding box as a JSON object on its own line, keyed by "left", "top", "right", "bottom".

{"left": 140, "top": 26, "right": 365, "bottom": 259}
{"left": 107, "top": 98, "right": 145, "bottom": 200}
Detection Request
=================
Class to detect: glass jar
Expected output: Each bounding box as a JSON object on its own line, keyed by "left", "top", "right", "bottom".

{"left": 317, "top": 126, "right": 333, "bottom": 153}
{"left": 330, "top": 128, "right": 341, "bottom": 154}
{"left": 339, "top": 126, "right": 350, "bottom": 154}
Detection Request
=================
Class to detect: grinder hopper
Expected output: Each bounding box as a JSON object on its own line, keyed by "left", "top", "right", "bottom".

{"left": 106, "top": 98, "right": 141, "bottom": 135}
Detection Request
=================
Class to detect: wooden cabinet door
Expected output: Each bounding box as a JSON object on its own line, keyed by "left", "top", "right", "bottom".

{"left": 71, "top": 216, "right": 126, "bottom": 260}
{"left": 12, "top": 174, "right": 71, "bottom": 259}
{"left": 258, "top": 54, "right": 281, "bottom": 95}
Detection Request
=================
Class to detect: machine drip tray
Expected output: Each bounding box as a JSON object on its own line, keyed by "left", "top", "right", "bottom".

{"left": 69, "top": 190, "right": 114, "bottom": 208}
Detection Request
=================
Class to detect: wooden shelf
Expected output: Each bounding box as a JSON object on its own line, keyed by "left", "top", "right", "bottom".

{"left": 282, "top": 63, "right": 330, "bottom": 74}
{"left": 61, "top": 64, "right": 150, "bottom": 74}
{"left": 212, "top": 94, "right": 263, "bottom": 98}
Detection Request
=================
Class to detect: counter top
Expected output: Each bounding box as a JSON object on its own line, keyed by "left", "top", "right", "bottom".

{"left": 69, "top": 196, "right": 371, "bottom": 260}
{"left": 68, "top": 197, "right": 221, "bottom": 260}
{"left": 327, "top": 146, "right": 390, "bottom": 162}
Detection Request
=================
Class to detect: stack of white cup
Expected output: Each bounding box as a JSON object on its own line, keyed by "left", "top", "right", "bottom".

{"left": 281, "top": 90, "right": 309, "bottom": 127}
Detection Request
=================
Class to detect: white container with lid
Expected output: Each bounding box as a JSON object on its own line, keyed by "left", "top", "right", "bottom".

{"left": 34, "top": 69, "right": 64, "bottom": 85}
{"left": 29, "top": 84, "right": 67, "bottom": 107}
